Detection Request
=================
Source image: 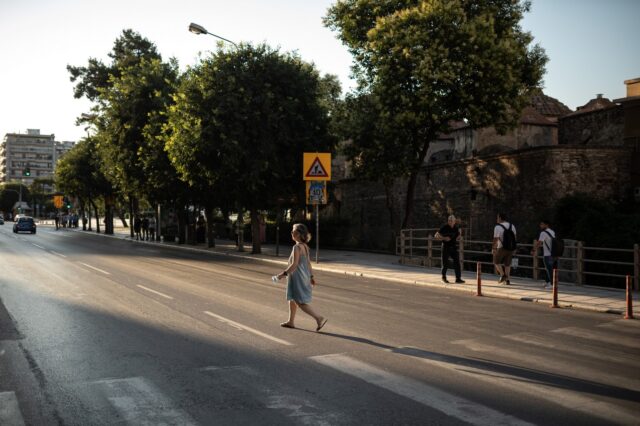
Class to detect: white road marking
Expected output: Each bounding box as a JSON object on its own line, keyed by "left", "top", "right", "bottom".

{"left": 32, "top": 243, "right": 45, "bottom": 249}
{"left": 136, "top": 285, "right": 174, "bottom": 300}
{"left": 0, "top": 391, "right": 26, "bottom": 426}
{"left": 552, "top": 326, "right": 640, "bottom": 349}
{"left": 92, "top": 377, "right": 196, "bottom": 426}
{"left": 203, "top": 310, "right": 293, "bottom": 346}
{"left": 310, "top": 353, "right": 532, "bottom": 426}
{"left": 200, "top": 365, "right": 254, "bottom": 373}
{"left": 50, "top": 250, "right": 67, "bottom": 258}
{"left": 200, "top": 365, "right": 334, "bottom": 425}
{"left": 79, "top": 262, "right": 111, "bottom": 275}
{"left": 392, "top": 346, "right": 640, "bottom": 425}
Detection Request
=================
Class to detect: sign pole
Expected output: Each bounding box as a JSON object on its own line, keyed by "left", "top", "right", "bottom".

{"left": 315, "top": 203, "right": 319, "bottom": 264}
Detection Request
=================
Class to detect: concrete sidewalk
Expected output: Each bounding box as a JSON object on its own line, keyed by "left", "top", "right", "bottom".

{"left": 58, "top": 223, "right": 637, "bottom": 317}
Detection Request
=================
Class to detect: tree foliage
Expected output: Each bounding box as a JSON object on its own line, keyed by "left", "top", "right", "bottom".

{"left": 165, "top": 44, "right": 334, "bottom": 251}
{"left": 325, "top": 0, "right": 547, "bottom": 227}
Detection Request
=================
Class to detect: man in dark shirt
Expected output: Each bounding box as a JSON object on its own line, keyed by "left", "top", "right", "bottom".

{"left": 435, "top": 215, "right": 465, "bottom": 284}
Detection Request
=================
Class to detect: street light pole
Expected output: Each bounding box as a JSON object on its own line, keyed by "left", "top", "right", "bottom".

{"left": 188, "top": 22, "right": 238, "bottom": 47}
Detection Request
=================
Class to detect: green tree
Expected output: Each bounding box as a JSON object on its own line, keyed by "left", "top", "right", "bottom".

{"left": 166, "top": 44, "right": 334, "bottom": 253}
{"left": 56, "top": 138, "right": 113, "bottom": 232}
{"left": 325, "top": 0, "right": 547, "bottom": 228}
{"left": 68, "top": 29, "right": 172, "bottom": 235}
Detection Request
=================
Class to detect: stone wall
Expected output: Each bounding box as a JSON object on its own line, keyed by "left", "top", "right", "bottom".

{"left": 559, "top": 105, "right": 624, "bottom": 146}
{"left": 331, "top": 146, "right": 633, "bottom": 251}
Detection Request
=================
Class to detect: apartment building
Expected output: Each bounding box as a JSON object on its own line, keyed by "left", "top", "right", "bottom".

{"left": 0, "top": 129, "right": 74, "bottom": 188}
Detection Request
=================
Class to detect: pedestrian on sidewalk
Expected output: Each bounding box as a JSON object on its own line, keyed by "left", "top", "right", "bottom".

{"left": 149, "top": 215, "right": 156, "bottom": 242}
{"left": 142, "top": 216, "right": 149, "bottom": 241}
{"left": 435, "top": 215, "right": 465, "bottom": 284}
{"left": 54, "top": 214, "right": 60, "bottom": 230}
{"left": 133, "top": 214, "right": 142, "bottom": 241}
{"left": 532, "top": 219, "right": 556, "bottom": 290}
{"left": 275, "top": 223, "right": 328, "bottom": 332}
{"left": 492, "top": 212, "right": 517, "bottom": 285}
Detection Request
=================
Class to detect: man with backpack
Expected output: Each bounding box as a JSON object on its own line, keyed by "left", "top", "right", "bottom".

{"left": 532, "top": 219, "right": 562, "bottom": 290}
{"left": 492, "top": 213, "right": 517, "bottom": 285}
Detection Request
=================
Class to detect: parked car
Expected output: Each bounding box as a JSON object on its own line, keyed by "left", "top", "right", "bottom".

{"left": 13, "top": 216, "right": 36, "bottom": 234}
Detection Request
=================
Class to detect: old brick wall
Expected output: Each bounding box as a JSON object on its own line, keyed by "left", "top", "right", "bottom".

{"left": 559, "top": 106, "right": 624, "bottom": 146}
{"left": 331, "top": 146, "right": 633, "bottom": 251}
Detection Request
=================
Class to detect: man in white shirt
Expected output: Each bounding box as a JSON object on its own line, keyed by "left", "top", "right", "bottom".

{"left": 532, "top": 219, "right": 556, "bottom": 289}
{"left": 492, "top": 213, "right": 516, "bottom": 285}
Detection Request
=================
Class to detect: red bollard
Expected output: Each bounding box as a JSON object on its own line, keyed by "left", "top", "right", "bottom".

{"left": 550, "top": 268, "right": 559, "bottom": 308}
{"left": 476, "top": 262, "right": 482, "bottom": 297}
{"left": 625, "top": 275, "right": 634, "bottom": 320}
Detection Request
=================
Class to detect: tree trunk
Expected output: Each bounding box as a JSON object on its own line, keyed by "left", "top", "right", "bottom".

{"left": 177, "top": 207, "right": 187, "bottom": 245}
{"left": 79, "top": 197, "right": 87, "bottom": 231}
{"left": 250, "top": 208, "right": 261, "bottom": 254}
{"left": 401, "top": 139, "right": 432, "bottom": 229}
{"left": 129, "top": 195, "right": 135, "bottom": 238}
{"left": 384, "top": 179, "right": 399, "bottom": 252}
{"left": 87, "top": 196, "right": 93, "bottom": 231}
{"left": 104, "top": 200, "right": 114, "bottom": 235}
{"left": 91, "top": 199, "right": 100, "bottom": 234}
{"left": 118, "top": 209, "right": 128, "bottom": 228}
{"left": 205, "top": 206, "right": 215, "bottom": 248}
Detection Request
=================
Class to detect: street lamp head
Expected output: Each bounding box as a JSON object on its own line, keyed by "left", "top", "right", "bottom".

{"left": 188, "top": 22, "right": 208, "bottom": 35}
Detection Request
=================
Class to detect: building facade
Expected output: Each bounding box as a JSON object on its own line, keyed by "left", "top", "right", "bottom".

{"left": 0, "top": 129, "right": 74, "bottom": 188}
{"left": 329, "top": 82, "right": 638, "bottom": 251}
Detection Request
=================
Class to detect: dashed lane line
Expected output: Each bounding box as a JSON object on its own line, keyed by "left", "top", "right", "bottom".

{"left": 136, "top": 285, "right": 174, "bottom": 300}
{"left": 32, "top": 243, "right": 45, "bottom": 249}
{"left": 203, "top": 310, "right": 293, "bottom": 346}
{"left": 50, "top": 250, "right": 67, "bottom": 258}
{"left": 310, "top": 353, "right": 533, "bottom": 426}
{"left": 79, "top": 262, "right": 111, "bottom": 275}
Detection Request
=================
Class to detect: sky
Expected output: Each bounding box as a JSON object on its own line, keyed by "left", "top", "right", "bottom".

{"left": 0, "top": 0, "right": 638, "bottom": 142}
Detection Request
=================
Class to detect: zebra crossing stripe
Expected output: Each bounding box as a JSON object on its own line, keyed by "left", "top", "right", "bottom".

{"left": 310, "top": 353, "right": 533, "bottom": 426}
{"left": 0, "top": 391, "right": 26, "bottom": 426}
{"left": 92, "top": 377, "right": 196, "bottom": 426}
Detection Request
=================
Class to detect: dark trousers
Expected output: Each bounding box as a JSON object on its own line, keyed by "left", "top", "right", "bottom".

{"left": 543, "top": 256, "right": 557, "bottom": 284}
{"left": 441, "top": 246, "right": 461, "bottom": 280}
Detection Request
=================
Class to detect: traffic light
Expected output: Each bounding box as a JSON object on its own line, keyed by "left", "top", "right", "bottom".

{"left": 23, "top": 167, "right": 31, "bottom": 177}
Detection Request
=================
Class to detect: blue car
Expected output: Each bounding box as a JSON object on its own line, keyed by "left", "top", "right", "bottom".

{"left": 13, "top": 216, "right": 36, "bottom": 234}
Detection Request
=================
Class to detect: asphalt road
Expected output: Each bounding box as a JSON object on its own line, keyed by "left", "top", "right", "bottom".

{"left": 1, "top": 224, "right": 639, "bottom": 425}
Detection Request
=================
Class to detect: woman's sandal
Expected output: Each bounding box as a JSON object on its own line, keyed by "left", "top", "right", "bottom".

{"left": 280, "top": 322, "right": 295, "bottom": 329}
{"left": 316, "top": 318, "right": 328, "bottom": 332}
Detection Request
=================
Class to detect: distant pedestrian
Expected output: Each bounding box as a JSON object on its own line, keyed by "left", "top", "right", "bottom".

{"left": 275, "top": 223, "right": 327, "bottom": 331}
{"left": 54, "top": 214, "right": 60, "bottom": 230}
{"left": 149, "top": 215, "right": 156, "bottom": 242}
{"left": 435, "top": 215, "right": 465, "bottom": 284}
{"left": 142, "top": 216, "right": 150, "bottom": 241}
{"left": 133, "top": 214, "right": 142, "bottom": 241}
{"left": 492, "top": 212, "right": 517, "bottom": 285}
{"left": 532, "top": 219, "right": 556, "bottom": 290}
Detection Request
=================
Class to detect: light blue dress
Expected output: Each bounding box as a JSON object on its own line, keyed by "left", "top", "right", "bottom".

{"left": 286, "top": 244, "right": 313, "bottom": 304}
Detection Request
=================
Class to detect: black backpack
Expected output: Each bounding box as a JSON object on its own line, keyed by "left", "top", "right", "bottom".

{"left": 498, "top": 223, "right": 517, "bottom": 251}
{"left": 543, "top": 230, "right": 564, "bottom": 258}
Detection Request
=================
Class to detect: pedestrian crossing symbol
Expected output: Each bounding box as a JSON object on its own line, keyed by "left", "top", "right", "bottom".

{"left": 303, "top": 153, "right": 331, "bottom": 181}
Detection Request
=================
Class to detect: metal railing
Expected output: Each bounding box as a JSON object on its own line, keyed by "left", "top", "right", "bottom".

{"left": 396, "top": 229, "right": 639, "bottom": 290}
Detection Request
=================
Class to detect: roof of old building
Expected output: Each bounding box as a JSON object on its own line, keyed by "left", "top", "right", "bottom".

{"left": 528, "top": 91, "right": 573, "bottom": 118}
{"left": 565, "top": 95, "right": 617, "bottom": 117}
{"left": 519, "top": 106, "right": 556, "bottom": 126}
